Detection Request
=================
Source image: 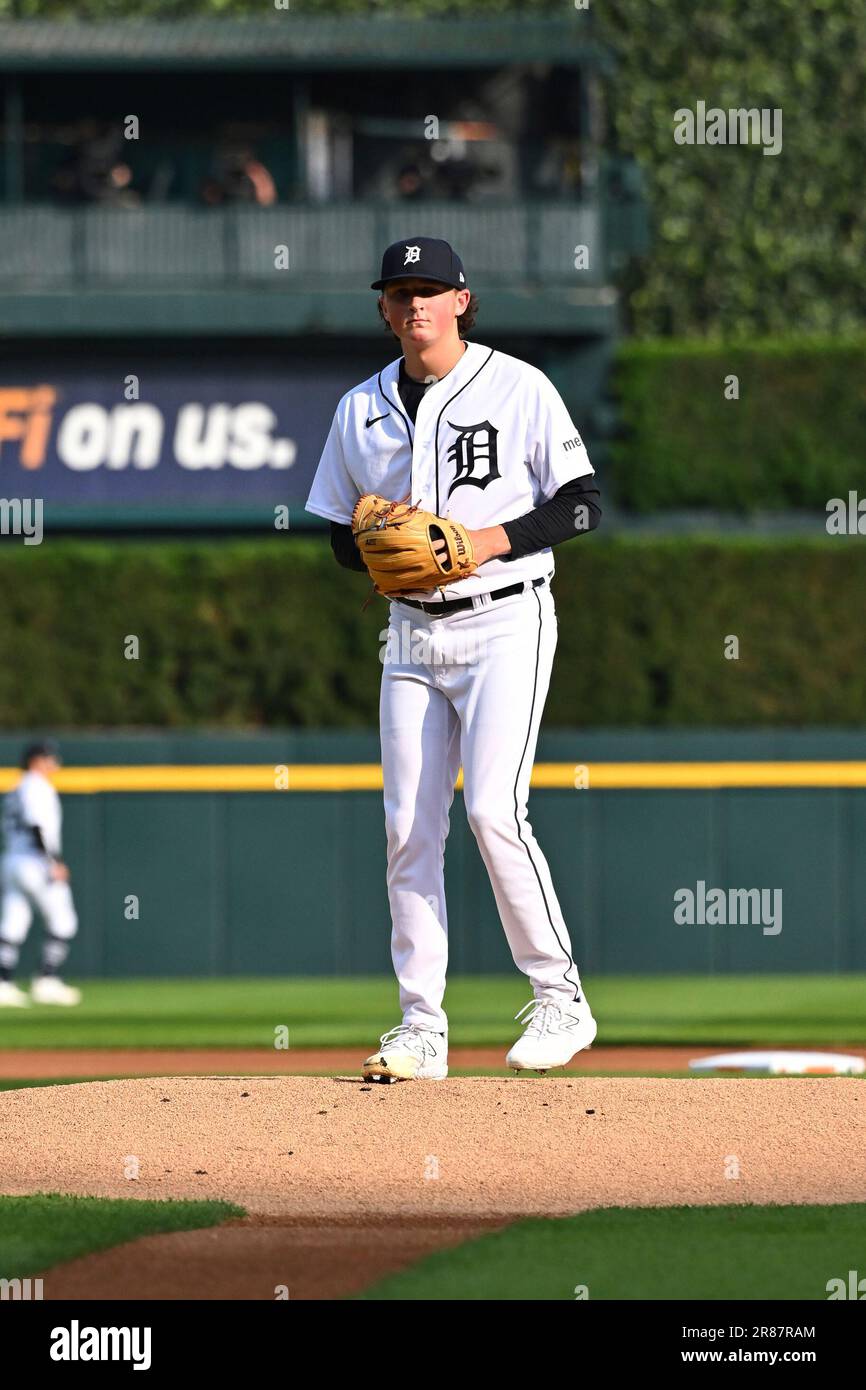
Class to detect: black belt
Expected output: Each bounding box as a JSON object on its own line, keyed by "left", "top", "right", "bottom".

{"left": 397, "top": 574, "right": 549, "bottom": 618}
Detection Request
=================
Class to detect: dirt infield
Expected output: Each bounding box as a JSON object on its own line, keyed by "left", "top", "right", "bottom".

{"left": 1, "top": 1074, "right": 864, "bottom": 1298}
{"left": 39, "top": 1215, "right": 510, "bottom": 1301}
{"left": 4, "top": 1043, "right": 857, "bottom": 1078}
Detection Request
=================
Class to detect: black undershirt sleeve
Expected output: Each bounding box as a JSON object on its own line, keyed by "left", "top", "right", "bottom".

{"left": 501, "top": 473, "right": 602, "bottom": 560}
{"left": 330, "top": 520, "right": 368, "bottom": 572}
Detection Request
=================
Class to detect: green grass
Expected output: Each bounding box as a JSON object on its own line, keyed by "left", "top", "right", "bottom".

{"left": 0, "top": 1193, "right": 244, "bottom": 1282}
{"left": 355, "top": 1203, "right": 866, "bottom": 1301}
{"left": 2, "top": 1194, "right": 860, "bottom": 1301}
{"left": 0, "top": 975, "right": 864, "bottom": 1049}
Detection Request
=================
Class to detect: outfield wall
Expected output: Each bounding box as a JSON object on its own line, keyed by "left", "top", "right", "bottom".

{"left": 1, "top": 729, "right": 864, "bottom": 979}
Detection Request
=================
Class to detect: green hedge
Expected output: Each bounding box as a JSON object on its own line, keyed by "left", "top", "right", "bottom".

{"left": 593, "top": 0, "right": 866, "bottom": 340}
{"left": 612, "top": 337, "right": 866, "bottom": 512}
{"left": 1, "top": 535, "right": 864, "bottom": 728}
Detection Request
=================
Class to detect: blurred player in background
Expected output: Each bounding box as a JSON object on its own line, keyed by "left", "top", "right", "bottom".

{"left": 0, "top": 741, "right": 81, "bottom": 1007}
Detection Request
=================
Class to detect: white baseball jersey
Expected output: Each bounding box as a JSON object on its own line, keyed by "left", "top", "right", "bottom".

{"left": 1, "top": 771, "right": 62, "bottom": 858}
{"left": 305, "top": 341, "right": 594, "bottom": 599}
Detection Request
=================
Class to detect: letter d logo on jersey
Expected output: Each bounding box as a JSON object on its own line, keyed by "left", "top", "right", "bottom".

{"left": 446, "top": 420, "right": 500, "bottom": 496}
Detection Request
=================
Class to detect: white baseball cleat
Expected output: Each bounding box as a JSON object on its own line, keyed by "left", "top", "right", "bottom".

{"left": 0, "top": 980, "right": 32, "bottom": 1008}
{"left": 362, "top": 1023, "right": 448, "bottom": 1082}
{"left": 30, "top": 976, "right": 82, "bottom": 1007}
{"left": 506, "top": 996, "right": 597, "bottom": 1073}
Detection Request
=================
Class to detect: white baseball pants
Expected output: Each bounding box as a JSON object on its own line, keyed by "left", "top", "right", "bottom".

{"left": 0, "top": 853, "right": 78, "bottom": 944}
{"left": 380, "top": 578, "right": 584, "bottom": 1033}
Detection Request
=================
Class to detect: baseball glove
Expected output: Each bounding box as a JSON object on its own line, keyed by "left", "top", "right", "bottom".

{"left": 351, "top": 493, "right": 477, "bottom": 598}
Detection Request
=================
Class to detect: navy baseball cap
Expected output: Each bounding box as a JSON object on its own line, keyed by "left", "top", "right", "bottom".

{"left": 371, "top": 237, "right": 467, "bottom": 291}
{"left": 21, "top": 739, "right": 61, "bottom": 768}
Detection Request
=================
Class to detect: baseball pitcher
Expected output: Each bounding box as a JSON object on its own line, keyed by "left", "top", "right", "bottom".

{"left": 306, "top": 236, "right": 601, "bottom": 1079}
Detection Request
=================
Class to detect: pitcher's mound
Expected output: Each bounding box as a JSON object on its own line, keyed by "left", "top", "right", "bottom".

{"left": 1, "top": 1075, "right": 864, "bottom": 1219}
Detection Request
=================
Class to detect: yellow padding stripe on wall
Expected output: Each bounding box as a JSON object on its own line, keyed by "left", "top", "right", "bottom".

{"left": 2, "top": 762, "right": 866, "bottom": 792}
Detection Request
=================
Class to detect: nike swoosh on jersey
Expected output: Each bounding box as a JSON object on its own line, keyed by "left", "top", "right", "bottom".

{"left": 365, "top": 414, "right": 389, "bottom": 428}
